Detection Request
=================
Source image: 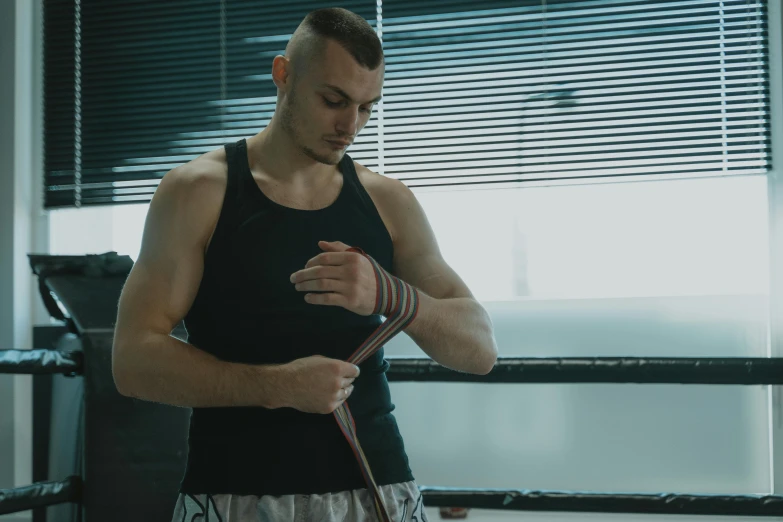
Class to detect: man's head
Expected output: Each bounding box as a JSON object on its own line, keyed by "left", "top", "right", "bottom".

{"left": 272, "top": 8, "right": 384, "bottom": 165}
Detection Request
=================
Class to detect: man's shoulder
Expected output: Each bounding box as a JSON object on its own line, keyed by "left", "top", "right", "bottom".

{"left": 352, "top": 160, "right": 411, "bottom": 202}
{"left": 151, "top": 145, "right": 232, "bottom": 253}
{"left": 352, "top": 160, "right": 418, "bottom": 244}
{"left": 161, "top": 146, "right": 229, "bottom": 200}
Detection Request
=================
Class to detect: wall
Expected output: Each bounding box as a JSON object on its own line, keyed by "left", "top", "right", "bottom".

{"left": 0, "top": 1, "right": 50, "bottom": 521}
{"left": 0, "top": 0, "right": 19, "bottom": 503}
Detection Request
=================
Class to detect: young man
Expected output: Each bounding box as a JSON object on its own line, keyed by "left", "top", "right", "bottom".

{"left": 111, "top": 7, "right": 497, "bottom": 521}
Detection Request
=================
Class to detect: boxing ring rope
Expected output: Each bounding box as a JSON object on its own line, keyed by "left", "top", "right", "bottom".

{"left": 6, "top": 348, "right": 783, "bottom": 384}
{"left": 387, "top": 356, "right": 783, "bottom": 385}
{"left": 417, "top": 487, "right": 783, "bottom": 517}
{"left": 0, "top": 349, "right": 81, "bottom": 376}
{"left": 3, "top": 252, "right": 783, "bottom": 519}
{"left": 3, "top": 348, "right": 783, "bottom": 516}
{"left": 0, "top": 477, "right": 81, "bottom": 514}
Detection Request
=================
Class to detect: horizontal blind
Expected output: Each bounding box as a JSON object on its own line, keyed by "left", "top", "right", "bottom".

{"left": 43, "top": 0, "right": 770, "bottom": 208}
{"left": 43, "top": 0, "right": 77, "bottom": 208}
{"left": 46, "top": 0, "right": 222, "bottom": 207}
{"left": 381, "top": 0, "right": 769, "bottom": 189}
{"left": 43, "top": 0, "right": 376, "bottom": 208}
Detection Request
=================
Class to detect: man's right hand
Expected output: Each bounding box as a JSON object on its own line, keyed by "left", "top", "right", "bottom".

{"left": 280, "top": 355, "right": 360, "bottom": 414}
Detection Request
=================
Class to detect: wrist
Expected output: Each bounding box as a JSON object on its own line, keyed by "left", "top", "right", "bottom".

{"left": 253, "top": 363, "right": 290, "bottom": 409}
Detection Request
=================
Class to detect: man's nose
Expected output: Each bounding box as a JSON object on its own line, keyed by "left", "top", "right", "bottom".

{"left": 335, "top": 107, "right": 360, "bottom": 137}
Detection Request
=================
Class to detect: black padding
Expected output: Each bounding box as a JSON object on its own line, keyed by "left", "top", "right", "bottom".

{"left": 29, "top": 254, "right": 191, "bottom": 522}
{"left": 0, "top": 477, "right": 81, "bottom": 515}
{"left": 420, "top": 487, "right": 783, "bottom": 516}
{"left": 80, "top": 329, "right": 190, "bottom": 521}
{"left": 28, "top": 252, "right": 133, "bottom": 333}
{"left": 46, "top": 333, "right": 85, "bottom": 522}
{"left": 0, "top": 349, "right": 82, "bottom": 376}
{"left": 385, "top": 356, "right": 783, "bottom": 384}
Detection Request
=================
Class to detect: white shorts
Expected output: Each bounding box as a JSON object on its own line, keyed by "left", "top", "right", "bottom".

{"left": 170, "top": 480, "right": 428, "bottom": 522}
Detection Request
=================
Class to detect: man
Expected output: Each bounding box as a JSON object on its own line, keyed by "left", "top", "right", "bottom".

{"left": 112, "top": 7, "right": 498, "bottom": 522}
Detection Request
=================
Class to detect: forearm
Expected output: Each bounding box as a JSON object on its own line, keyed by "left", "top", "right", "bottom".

{"left": 112, "top": 332, "right": 285, "bottom": 408}
{"left": 404, "top": 292, "right": 498, "bottom": 374}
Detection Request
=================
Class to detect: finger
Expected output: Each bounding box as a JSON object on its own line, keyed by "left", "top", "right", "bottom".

{"left": 340, "top": 363, "right": 361, "bottom": 378}
{"left": 340, "top": 377, "right": 356, "bottom": 388}
{"left": 305, "top": 252, "right": 353, "bottom": 269}
{"left": 295, "top": 278, "right": 344, "bottom": 293}
{"left": 321, "top": 240, "right": 352, "bottom": 250}
{"left": 318, "top": 240, "right": 351, "bottom": 252}
{"left": 291, "top": 265, "right": 343, "bottom": 284}
{"left": 333, "top": 387, "right": 349, "bottom": 406}
{"left": 303, "top": 292, "right": 344, "bottom": 307}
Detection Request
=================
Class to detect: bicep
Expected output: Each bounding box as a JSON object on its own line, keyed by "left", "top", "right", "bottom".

{"left": 116, "top": 244, "right": 203, "bottom": 342}
{"left": 114, "top": 168, "right": 219, "bottom": 345}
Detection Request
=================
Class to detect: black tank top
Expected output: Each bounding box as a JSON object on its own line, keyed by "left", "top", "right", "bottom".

{"left": 179, "top": 138, "right": 414, "bottom": 496}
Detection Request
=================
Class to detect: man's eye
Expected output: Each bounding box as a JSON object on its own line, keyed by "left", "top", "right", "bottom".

{"left": 323, "top": 98, "right": 342, "bottom": 107}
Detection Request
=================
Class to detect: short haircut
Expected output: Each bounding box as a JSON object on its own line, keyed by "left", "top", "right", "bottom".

{"left": 287, "top": 8, "right": 384, "bottom": 72}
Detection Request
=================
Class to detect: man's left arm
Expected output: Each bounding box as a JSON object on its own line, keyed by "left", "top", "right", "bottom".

{"left": 386, "top": 180, "right": 498, "bottom": 375}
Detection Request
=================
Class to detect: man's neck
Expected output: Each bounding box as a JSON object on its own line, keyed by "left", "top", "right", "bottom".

{"left": 250, "top": 124, "right": 337, "bottom": 187}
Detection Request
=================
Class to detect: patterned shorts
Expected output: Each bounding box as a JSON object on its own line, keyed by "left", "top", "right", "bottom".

{"left": 171, "top": 480, "right": 428, "bottom": 522}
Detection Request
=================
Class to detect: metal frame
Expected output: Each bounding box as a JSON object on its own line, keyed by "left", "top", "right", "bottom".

{"left": 767, "top": 0, "right": 783, "bottom": 496}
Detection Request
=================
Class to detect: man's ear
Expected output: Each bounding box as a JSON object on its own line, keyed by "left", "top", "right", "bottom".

{"left": 271, "top": 55, "right": 292, "bottom": 91}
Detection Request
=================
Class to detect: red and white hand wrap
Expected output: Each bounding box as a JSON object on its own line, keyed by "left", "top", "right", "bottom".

{"left": 332, "top": 247, "right": 420, "bottom": 522}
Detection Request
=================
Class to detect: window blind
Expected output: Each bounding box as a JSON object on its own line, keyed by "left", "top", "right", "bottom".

{"left": 43, "top": 0, "right": 77, "bottom": 207}
{"left": 43, "top": 0, "right": 769, "bottom": 208}
{"left": 381, "top": 0, "right": 769, "bottom": 189}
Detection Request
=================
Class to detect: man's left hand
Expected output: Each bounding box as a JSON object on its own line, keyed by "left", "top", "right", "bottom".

{"left": 290, "top": 240, "right": 377, "bottom": 316}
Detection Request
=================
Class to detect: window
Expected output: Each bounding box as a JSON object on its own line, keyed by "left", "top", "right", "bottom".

{"left": 44, "top": 0, "right": 769, "bottom": 206}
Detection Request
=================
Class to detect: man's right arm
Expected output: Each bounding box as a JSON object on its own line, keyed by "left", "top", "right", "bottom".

{"left": 111, "top": 161, "right": 286, "bottom": 408}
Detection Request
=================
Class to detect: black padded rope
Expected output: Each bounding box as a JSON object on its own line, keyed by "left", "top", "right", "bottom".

{"left": 0, "top": 477, "right": 82, "bottom": 515}
{"left": 385, "top": 356, "right": 783, "bottom": 384}
{"left": 0, "top": 349, "right": 82, "bottom": 375}
{"left": 420, "top": 487, "right": 783, "bottom": 517}
{"left": 5, "top": 353, "right": 783, "bottom": 384}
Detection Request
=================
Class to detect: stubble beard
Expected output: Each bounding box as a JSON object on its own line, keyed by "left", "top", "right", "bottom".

{"left": 279, "top": 90, "right": 342, "bottom": 166}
